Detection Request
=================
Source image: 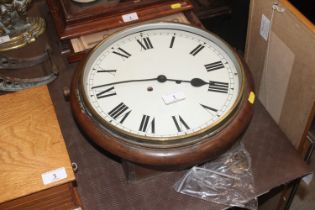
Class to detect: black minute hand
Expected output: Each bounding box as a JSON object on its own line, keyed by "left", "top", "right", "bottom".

{"left": 91, "top": 74, "right": 209, "bottom": 89}
{"left": 91, "top": 77, "right": 158, "bottom": 89}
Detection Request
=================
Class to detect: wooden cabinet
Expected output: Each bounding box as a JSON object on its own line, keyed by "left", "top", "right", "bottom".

{"left": 46, "top": 0, "right": 193, "bottom": 62}
{"left": 0, "top": 86, "right": 81, "bottom": 210}
{"left": 47, "top": 0, "right": 193, "bottom": 39}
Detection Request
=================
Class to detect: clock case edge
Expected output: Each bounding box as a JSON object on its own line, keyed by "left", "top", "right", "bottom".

{"left": 69, "top": 27, "right": 255, "bottom": 170}
{"left": 70, "top": 56, "right": 254, "bottom": 169}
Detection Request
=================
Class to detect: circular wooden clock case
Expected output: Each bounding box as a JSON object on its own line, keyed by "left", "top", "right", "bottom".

{"left": 70, "top": 22, "right": 254, "bottom": 169}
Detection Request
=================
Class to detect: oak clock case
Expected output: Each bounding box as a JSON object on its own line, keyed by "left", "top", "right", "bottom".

{"left": 70, "top": 22, "right": 254, "bottom": 169}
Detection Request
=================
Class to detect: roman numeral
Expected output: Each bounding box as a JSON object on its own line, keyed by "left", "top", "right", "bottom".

{"left": 108, "top": 102, "right": 132, "bottom": 124}
{"left": 200, "top": 104, "right": 218, "bottom": 113}
{"left": 169, "top": 36, "right": 175, "bottom": 48}
{"left": 112, "top": 48, "right": 131, "bottom": 58}
{"left": 208, "top": 81, "right": 229, "bottom": 93}
{"left": 137, "top": 37, "right": 153, "bottom": 50}
{"left": 96, "top": 86, "right": 117, "bottom": 99}
{"left": 172, "top": 115, "right": 190, "bottom": 132}
{"left": 205, "top": 61, "right": 224, "bottom": 72}
{"left": 96, "top": 69, "right": 117, "bottom": 73}
{"left": 139, "top": 115, "right": 155, "bottom": 133}
{"left": 190, "top": 44, "right": 205, "bottom": 56}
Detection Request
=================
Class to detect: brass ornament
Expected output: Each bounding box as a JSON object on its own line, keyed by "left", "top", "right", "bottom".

{"left": 0, "top": 0, "right": 45, "bottom": 51}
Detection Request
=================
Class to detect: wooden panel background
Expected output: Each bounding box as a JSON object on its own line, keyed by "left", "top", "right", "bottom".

{"left": 245, "top": 0, "right": 315, "bottom": 147}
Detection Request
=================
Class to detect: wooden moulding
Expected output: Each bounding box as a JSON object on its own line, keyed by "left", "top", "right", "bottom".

{"left": 46, "top": 0, "right": 193, "bottom": 40}
{"left": 69, "top": 52, "right": 255, "bottom": 170}
{"left": 280, "top": 0, "right": 315, "bottom": 34}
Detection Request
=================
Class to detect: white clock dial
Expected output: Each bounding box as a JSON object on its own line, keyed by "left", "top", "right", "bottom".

{"left": 81, "top": 23, "right": 244, "bottom": 141}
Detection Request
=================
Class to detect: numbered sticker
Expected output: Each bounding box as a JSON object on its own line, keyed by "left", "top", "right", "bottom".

{"left": 122, "top": 12, "right": 139, "bottom": 23}
{"left": 41, "top": 167, "right": 67, "bottom": 185}
{"left": 260, "top": 14, "right": 270, "bottom": 41}
{"left": 0, "top": 35, "right": 10, "bottom": 44}
{"left": 302, "top": 173, "right": 313, "bottom": 185}
{"left": 162, "top": 91, "right": 186, "bottom": 105}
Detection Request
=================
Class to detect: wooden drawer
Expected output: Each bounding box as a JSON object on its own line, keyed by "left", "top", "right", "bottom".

{"left": 0, "top": 183, "right": 81, "bottom": 210}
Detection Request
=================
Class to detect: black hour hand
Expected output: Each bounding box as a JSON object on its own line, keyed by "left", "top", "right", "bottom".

{"left": 190, "top": 78, "right": 208, "bottom": 87}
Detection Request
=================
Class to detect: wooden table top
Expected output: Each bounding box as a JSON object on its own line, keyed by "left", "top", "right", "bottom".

{"left": 0, "top": 86, "right": 75, "bottom": 203}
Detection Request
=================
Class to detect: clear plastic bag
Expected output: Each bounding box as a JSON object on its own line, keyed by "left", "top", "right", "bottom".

{"left": 174, "top": 143, "right": 257, "bottom": 210}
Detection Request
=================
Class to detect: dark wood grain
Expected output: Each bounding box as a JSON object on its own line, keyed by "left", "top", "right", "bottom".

{"left": 64, "top": 10, "right": 204, "bottom": 63}
{"left": 60, "top": 0, "right": 178, "bottom": 24}
{"left": 46, "top": 0, "right": 193, "bottom": 39}
{"left": 0, "top": 183, "right": 81, "bottom": 210}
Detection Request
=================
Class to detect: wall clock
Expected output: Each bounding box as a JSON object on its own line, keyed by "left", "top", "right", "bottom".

{"left": 70, "top": 22, "right": 255, "bottom": 169}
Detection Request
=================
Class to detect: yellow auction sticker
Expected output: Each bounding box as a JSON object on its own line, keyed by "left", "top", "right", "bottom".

{"left": 171, "top": 3, "right": 182, "bottom": 9}
{"left": 248, "top": 91, "right": 256, "bottom": 104}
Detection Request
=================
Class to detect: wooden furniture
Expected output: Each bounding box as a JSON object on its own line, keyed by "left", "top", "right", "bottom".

{"left": 67, "top": 12, "right": 193, "bottom": 61}
{"left": 46, "top": 0, "right": 193, "bottom": 62}
{"left": 0, "top": 86, "right": 81, "bottom": 210}
{"left": 47, "top": 0, "right": 193, "bottom": 39}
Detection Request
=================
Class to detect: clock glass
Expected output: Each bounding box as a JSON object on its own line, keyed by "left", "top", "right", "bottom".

{"left": 80, "top": 23, "right": 245, "bottom": 145}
